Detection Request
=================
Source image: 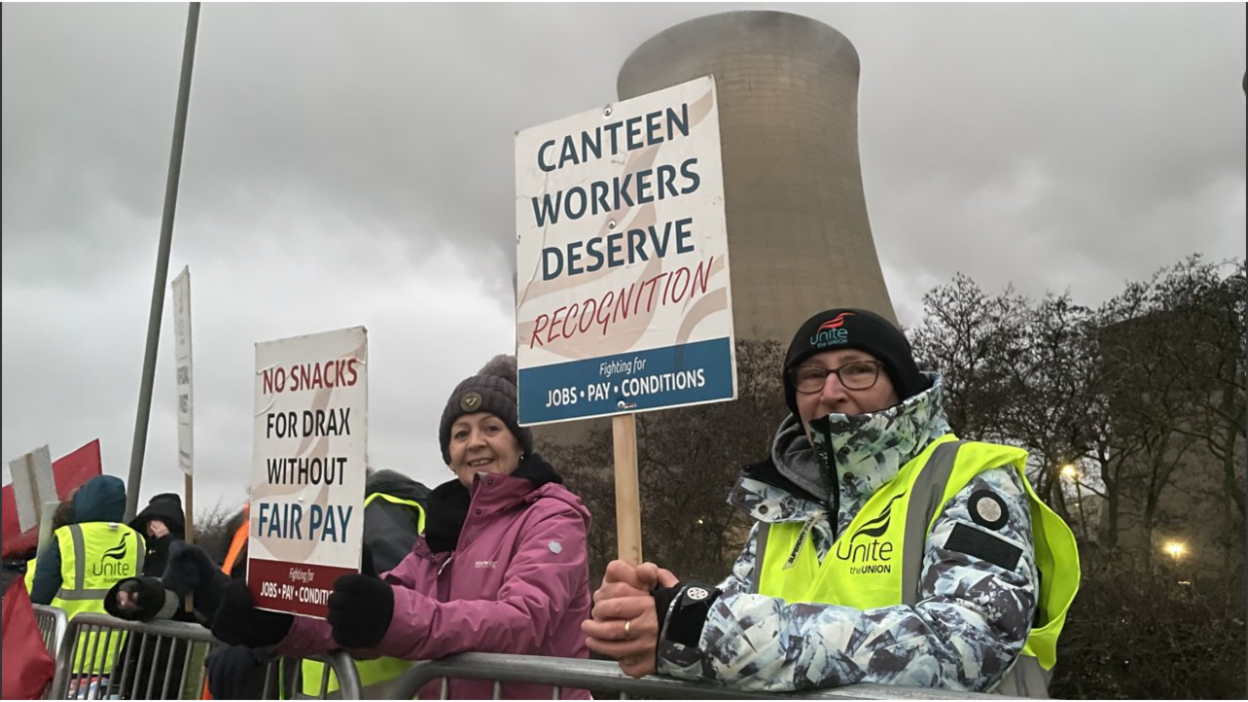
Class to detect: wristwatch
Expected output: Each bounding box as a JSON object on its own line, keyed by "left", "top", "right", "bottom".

{"left": 665, "top": 581, "right": 721, "bottom": 647}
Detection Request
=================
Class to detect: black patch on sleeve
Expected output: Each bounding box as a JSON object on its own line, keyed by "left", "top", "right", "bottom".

{"left": 944, "top": 523, "right": 1023, "bottom": 571}
{"left": 968, "top": 489, "right": 1009, "bottom": 530}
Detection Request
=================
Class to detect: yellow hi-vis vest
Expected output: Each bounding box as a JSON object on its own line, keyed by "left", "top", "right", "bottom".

{"left": 301, "top": 493, "right": 426, "bottom": 698}
{"left": 50, "top": 522, "right": 145, "bottom": 674}
{"left": 756, "top": 436, "right": 1079, "bottom": 698}
{"left": 24, "top": 557, "right": 37, "bottom": 592}
{"left": 366, "top": 492, "right": 427, "bottom": 535}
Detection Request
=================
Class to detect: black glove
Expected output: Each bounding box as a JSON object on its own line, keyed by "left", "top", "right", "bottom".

{"left": 205, "top": 644, "right": 263, "bottom": 700}
{"left": 327, "top": 574, "right": 394, "bottom": 649}
{"left": 210, "top": 579, "right": 293, "bottom": 648}
{"left": 104, "top": 577, "right": 171, "bottom": 621}
{"left": 163, "top": 541, "right": 233, "bottom": 618}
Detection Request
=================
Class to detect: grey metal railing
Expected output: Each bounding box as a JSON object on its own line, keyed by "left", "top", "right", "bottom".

{"left": 29, "top": 605, "right": 67, "bottom": 699}
{"left": 47, "top": 611, "right": 361, "bottom": 699}
{"left": 32, "top": 604, "right": 68, "bottom": 657}
{"left": 387, "top": 652, "right": 1011, "bottom": 700}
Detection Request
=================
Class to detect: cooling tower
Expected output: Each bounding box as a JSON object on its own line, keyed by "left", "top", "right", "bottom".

{"left": 532, "top": 11, "right": 894, "bottom": 450}
{"left": 618, "top": 10, "right": 897, "bottom": 337}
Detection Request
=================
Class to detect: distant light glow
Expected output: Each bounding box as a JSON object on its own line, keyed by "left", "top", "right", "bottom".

{"left": 1163, "top": 541, "right": 1187, "bottom": 560}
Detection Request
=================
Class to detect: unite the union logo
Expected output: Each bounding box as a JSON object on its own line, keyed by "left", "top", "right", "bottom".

{"left": 810, "top": 312, "right": 856, "bottom": 348}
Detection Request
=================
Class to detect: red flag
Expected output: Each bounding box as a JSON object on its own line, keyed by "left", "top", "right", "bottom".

{"left": 2, "top": 439, "right": 103, "bottom": 558}
{"left": 2, "top": 576, "right": 56, "bottom": 699}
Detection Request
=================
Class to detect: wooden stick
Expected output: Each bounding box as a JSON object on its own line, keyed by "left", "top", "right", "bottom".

{"left": 184, "top": 473, "right": 195, "bottom": 613}
{"left": 612, "top": 414, "right": 643, "bottom": 565}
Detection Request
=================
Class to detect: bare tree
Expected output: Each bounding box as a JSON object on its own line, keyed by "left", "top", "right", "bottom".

{"left": 911, "top": 274, "right": 1030, "bottom": 443}
{"left": 553, "top": 340, "right": 788, "bottom": 585}
{"left": 916, "top": 259, "right": 1247, "bottom": 698}
{"left": 999, "top": 293, "right": 1101, "bottom": 518}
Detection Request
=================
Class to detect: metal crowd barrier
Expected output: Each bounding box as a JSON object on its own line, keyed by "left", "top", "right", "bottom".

{"left": 38, "top": 613, "right": 1013, "bottom": 700}
{"left": 388, "top": 652, "right": 1012, "bottom": 700}
{"left": 32, "top": 604, "right": 69, "bottom": 658}
{"left": 46, "top": 611, "right": 361, "bottom": 699}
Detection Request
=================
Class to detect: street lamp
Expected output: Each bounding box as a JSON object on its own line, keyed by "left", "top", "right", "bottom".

{"left": 1060, "top": 464, "right": 1078, "bottom": 480}
{"left": 1163, "top": 541, "right": 1187, "bottom": 561}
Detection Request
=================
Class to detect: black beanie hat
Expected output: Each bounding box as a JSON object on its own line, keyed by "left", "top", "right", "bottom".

{"left": 438, "top": 355, "right": 534, "bottom": 464}
{"left": 783, "top": 308, "right": 929, "bottom": 417}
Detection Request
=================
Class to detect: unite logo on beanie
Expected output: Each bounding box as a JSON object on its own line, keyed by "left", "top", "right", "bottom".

{"left": 809, "top": 312, "right": 856, "bottom": 349}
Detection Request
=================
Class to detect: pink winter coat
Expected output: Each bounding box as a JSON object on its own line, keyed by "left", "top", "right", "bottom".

{"left": 276, "top": 471, "right": 593, "bottom": 699}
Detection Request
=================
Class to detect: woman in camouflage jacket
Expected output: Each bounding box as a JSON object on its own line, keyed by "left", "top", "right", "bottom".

{"left": 585, "top": 309, "right": 1056, "bottom": 695}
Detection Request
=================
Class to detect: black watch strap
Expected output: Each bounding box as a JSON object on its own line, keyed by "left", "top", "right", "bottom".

{"left": 666, "top": 581, "right": 721, "bottom": 647}
{"left": 652, "top": 584, "right": 681, "bottom": 633}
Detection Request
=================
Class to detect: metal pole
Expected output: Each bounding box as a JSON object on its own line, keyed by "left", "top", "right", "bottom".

{"left": 125, "top": 2, "right": 201, "bottom": 520}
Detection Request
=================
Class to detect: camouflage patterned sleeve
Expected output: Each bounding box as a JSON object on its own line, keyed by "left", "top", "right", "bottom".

{"left": 716, "top": 522, "right": 760, "bottom": 598}
{"left": 656, "top": 467, "right": 1038, "bottom": 693}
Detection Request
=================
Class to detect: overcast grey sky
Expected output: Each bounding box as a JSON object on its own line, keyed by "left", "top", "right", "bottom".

{"left": 3, "top": 3, "right": 1244, "bottom": 517}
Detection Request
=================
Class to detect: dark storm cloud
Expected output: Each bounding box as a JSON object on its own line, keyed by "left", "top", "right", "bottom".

{"left": 2, "top": 3, "right": 1243, "bottom": 511}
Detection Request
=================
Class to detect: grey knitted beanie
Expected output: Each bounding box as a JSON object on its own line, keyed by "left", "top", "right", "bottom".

{"left": 438, "top": 355, "right": 533, "bottom": 464}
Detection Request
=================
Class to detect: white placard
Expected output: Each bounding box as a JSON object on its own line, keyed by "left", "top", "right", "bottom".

{"left": 515, "top": 76, "right": 736, "bottom": 425}
{"left": 9, "top": 446, "right": 55, "bottom": 532}
{"left": 247, "top": 326, "right": 367, "bottom": 618}
{"left": 171, "top": 266, "right": 194, "bottom": 476}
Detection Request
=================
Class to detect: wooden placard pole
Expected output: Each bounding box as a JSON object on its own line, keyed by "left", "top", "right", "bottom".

{"left": 183, "top": 474, "right": 195, "bottom": 547}
{"left": 612, "top": 414, "right": 643, "bottom": 566}
{"left": 184, "top": 473, "right": 195, "bottom": 612}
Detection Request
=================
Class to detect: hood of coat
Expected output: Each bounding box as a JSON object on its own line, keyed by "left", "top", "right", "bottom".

{"left": 733, "top": 372, "right": 951, "bottom": 528}
{"left": 423, "top": 453, "right": 589, "bottom": 553}
{"left": 129, "top": 493, "right": 186, "bottom": 538}
{"left": 72, "top": 475, "right": 127, "bottom": 524}
{"left": 366, "top": 469, "right": 431, "bottom": 507}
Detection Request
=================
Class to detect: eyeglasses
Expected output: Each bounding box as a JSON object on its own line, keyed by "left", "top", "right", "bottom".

{"left": 791, "top": 360, "right": 884, "bottom": 394}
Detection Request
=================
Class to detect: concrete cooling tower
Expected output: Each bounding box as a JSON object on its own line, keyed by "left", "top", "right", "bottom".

{"left": 618, "top": 10, "right": 897, "bottom": 337}
{"left": 533, "top": 11, "right": 895, "bottom": 449}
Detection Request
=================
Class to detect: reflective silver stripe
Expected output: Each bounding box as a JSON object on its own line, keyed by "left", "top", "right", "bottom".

{"left": 901, "top": 440, "right": 966, "bottom": 607}
{"left": 750, "top": 523, "right": 770, "bottom": 594}
{"left": 68, "top": 524, "right": 87, "bottom": 590}
{"left": 54, "top": 588, "right": 113, "bottom": 600}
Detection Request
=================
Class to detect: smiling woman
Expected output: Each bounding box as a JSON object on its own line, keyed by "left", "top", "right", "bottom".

{"left": 209, "top": 354, "right": 595, "bottom": 700}
{"left": 447, "top": 412, "right": 523, "bottom": 488}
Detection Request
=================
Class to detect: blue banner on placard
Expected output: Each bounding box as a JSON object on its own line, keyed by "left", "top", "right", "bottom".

{"left": 518, "top": 337, "right": 734, "bottom": 425}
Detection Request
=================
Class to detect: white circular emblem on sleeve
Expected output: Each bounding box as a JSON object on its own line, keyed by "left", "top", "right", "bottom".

{"left": 974, "top": 496, "right": 1003, "bottom": 523}
{"left": 686, "top": 586, "right": 710, "bottom": 601}
{"left": 548, "top": 540, "right": 562, "bottom": 554}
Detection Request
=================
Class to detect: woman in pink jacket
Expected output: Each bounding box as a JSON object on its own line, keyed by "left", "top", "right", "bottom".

{"left": 212, "top": 355, "right": 593, "bottom": 699}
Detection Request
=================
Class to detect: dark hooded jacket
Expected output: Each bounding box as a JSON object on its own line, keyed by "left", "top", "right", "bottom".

{"left": 130, "top": 493, "right": 187, "bottom": 577}
{"left": 363, "top": 469, "right": 431, "bottom": 573}
{"left": 29, "top": 475, "right": 128, "bottom": 604}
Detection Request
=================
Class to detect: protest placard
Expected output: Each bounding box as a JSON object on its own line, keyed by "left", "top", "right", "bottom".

{"left": 247, "top": 326, "right": 367, "bottom": 618}
{"left": 171, "top": 267, "right": 194, "bottom": 477}
{"left": 1, "top": 440, "right": 102, "bottom": 559}
{"left": 8, "top": 446, "right": 54, "bottom": 533}
{"left": 515, "top": 76, "right": 736, "bottom": 564}
{"left": 515, "top": 76, "right": 736, "bottom": 426}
